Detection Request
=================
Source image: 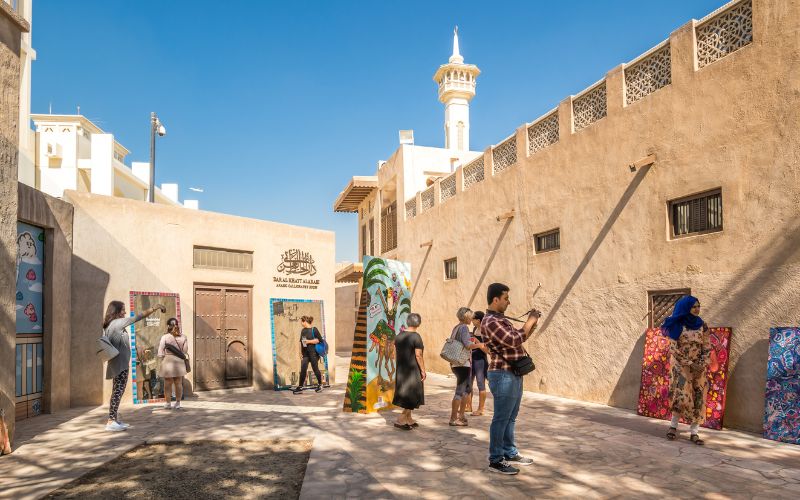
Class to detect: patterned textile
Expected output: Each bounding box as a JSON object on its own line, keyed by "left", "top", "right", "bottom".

{"left": 637, "top": 327, "right": 731, "bottom": 430}
{"left": 669, "top": 328, "right": 710, "bottom": 424}
{"left": 764, "top": 328, "right": 800, "bottom": 444}
{"left": 109, "top": 369, "right": 129, "bottom": 421}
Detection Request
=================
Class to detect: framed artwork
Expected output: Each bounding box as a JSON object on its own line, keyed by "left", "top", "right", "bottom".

{"left": 269, "top": 299, "right": 329, "bottom": 390}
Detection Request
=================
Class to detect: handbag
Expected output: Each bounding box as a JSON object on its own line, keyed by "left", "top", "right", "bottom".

{"left": 165, "top": 337, "right": 191, "bottom": 373}
{"left": 96, "top": 331, "right": 119, "bottom": 362}
{"left": 440, "top": 326, "right": 470, "bottom": 365}
{"left": 314, "top": 329, "right": 329, "bottom": 357}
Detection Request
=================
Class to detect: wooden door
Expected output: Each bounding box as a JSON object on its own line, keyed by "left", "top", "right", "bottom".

{"left": 194, "top": 286, "right": 252, "bottom": 390}
{"left": 223, "top": 289, "right": 250, "bottom": 386}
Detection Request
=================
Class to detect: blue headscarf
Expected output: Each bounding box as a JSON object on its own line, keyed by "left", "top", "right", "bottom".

{"left": 661, "top": 295, "right": 704, "bottom": 340}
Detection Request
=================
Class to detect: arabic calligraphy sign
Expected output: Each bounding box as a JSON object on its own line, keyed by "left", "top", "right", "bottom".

{"left": 277, "top": 249, "right": 317, "bottom": 276}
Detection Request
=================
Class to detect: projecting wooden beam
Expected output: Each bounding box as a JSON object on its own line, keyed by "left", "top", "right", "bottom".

{"left": 420, "top": 240, "right": 433, "bottom": 248}
{"left": 496, "top": 210, "right": 515, "bottom": 222}
{"left": 629, "top": 154, "right": 657, "bottom": 172}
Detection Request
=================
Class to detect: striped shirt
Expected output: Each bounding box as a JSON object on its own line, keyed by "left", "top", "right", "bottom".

{"left": 481, "top": 310, "right": 529, "bottom": 372}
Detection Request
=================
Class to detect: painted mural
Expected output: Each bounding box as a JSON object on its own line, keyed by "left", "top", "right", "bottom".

{"left": 130, "top": 292, "right": 181, "bottom": 404}
{"left": 270, "top": 299, "right": 329, "bottom": 390}
{"left": 363, "top": 257, "right": 411, "bottom": 412}
{"left": 637, "top": 327, "right": 732, "bottom": 430}
{"left": 16, "top": 222, "right": 45, "bottom": 335}
{"left": 763, "top": 327, "right": 800, "bottom": 444}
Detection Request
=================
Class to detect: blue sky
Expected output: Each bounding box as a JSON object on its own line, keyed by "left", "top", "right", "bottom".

{"left": 31, "top": 0, "right": 723, "bottom": 262}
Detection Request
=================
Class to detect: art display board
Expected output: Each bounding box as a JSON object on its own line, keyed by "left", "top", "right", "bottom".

{"left": 16, "top": 222, "right": 45, "bottom": 335}
{"left": 129, "top": 291, "right": 182, "bottom": 404}
{"left": 763, "top": 327, "right": 800, "bottom": 444}
{"left": 343, "top": 256, "right": 411, "bottom": 413}
{"left": 269, "top": 299, "right": 330, "bottom": 390}
{"left": 637, "top": 327, "right": 732, "bottom": 430}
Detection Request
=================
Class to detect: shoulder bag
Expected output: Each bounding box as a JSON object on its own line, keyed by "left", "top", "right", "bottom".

{"left": 165, "top": 337, "right": 191, "bottom": 373}
{"left": 440, "top": 326, "right": 470, "bottom": 365}
{"left": 96, "top": 329, "right": 119, "bottom": 362}
{"left": 314, "top": 328, "right": 329, "bottom": 357}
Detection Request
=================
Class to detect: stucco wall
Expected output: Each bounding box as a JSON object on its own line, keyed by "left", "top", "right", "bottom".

{"left": 17, "top": 183, "right": 74, "bottom": 414}
{"left": 382, "top": 0, "right": 800, "bottom": 432}
{"left": 65, "top": 192, "right": 336, "bottom": 406}
{"left": 0, "top": 6, "right": 25, "bottom": 444}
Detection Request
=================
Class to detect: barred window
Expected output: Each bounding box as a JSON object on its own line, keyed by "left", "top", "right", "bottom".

{"left": 670, "top": 190, "right": 722, "bottom": 238}
{"left": 444, "top": 258, "right": 458, "bottom": 280}
{"left": 368, "top": 218, "right": 375, "bottom": 256}
{"left": 193, "top": 247, "right": 253, "bottom": 272}
{"left": 535, "top": 229, "right": 560, "bottom": 253}
{"left": 361, "top": 224, "right": 367, "bottom": 257}
{"left": 648, "top": 289, "right": 691, "bottom": 328}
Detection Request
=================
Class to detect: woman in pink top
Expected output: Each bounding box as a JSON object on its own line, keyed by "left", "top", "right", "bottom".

{"left": 158, "top": 318, "right": 189, "bottom": 409}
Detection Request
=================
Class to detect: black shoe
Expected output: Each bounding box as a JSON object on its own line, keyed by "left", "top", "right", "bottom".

{"left": 292, "top": 388, "right": 303, "bottom": 395}
{"left": 488, "top": 461, "right": 519, "bottom": 475}
{"left": 315, "top": 385, "right": 322, "bottom": 393}
{"left": 505, "top": 454, "right": 533, "bottom": 466}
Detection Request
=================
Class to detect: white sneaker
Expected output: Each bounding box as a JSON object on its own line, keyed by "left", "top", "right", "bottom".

{"left": 173, "top": 403, "right": 182, "bottom": 410}
{"left": 105, "top": 421, "right": 127, "bottom": 432}
{"left": 163, "top": 403, "right": 172, "bottom": 409}
{"left": 116, "top": 421, "right": 131, "bottom": 428}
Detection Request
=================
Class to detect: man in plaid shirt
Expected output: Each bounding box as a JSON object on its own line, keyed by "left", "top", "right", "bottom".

{"left": 482, "top": 283, "right": 541, "bottom": 475}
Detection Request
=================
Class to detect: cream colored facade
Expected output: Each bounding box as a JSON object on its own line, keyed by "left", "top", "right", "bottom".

{"left": 335, "top": 0, "right": 797, "bottom": 432}
{"left": 29, "top": 115, "right": 197, "bottom": 208}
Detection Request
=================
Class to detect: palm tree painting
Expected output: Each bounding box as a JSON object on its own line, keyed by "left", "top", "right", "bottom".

{"left": 363, "top": 256, "right": 412, "bottom": 411}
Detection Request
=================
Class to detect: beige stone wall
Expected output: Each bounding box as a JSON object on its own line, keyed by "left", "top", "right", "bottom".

{"left": 66, "top": 192, "right": 336, "bottom": 406}
{"left": 17, "top": 183, "right": 74, "bottom": 414}
{"left": 0, "top": 6, "right": 26, "bottom": 444}
{"left": 335, "top": 283, "right": 358, "bottom": 352}
{"left": 386, "top": 0, "right": 800, "bottom": 432}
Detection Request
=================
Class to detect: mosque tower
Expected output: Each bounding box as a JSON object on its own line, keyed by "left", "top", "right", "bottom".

{"left": 433, "top": 27, "right": 481, "bottom": 151}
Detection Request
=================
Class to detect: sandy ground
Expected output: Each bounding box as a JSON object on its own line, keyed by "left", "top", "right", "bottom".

{"left": 44, "top": 440, "right": 311, "bottom": 500}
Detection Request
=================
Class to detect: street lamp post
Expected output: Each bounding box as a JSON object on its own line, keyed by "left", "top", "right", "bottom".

{"left": 148, "top": 112, "right": 166, "bottom": 203}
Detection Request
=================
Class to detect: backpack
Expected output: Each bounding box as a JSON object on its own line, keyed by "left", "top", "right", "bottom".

{"left": 314, "top": 328, "right": 329, "bottom": 356}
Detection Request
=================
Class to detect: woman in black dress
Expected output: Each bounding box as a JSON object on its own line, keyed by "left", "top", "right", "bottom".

{"left": 392, "top": 313, "right": 426, "bottom": 430}
{"left": 293, "top": 315, "right": 324, "bottom": 395}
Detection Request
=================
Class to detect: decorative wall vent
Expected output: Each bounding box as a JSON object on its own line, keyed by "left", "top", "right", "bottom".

{"left": 573, "top": 82, "right": 607, "bottom": 131}
{"left": 492, "top": 136, "right": 517, "bottom": 174}
{"left": 193, "top": 247, "right": 253, "bottom": 272}
{"left": 696, "top": 0, "right": 753, "bottom": 68}
{"left": 440, "top": 173, "right": 457, "bottom": 202}
{"left": 527, "top": 112, "right": 559, "bottom": 155}
{"left": 625, "top": 44, "right": 672, "bottom": 105}
{"left": 463, "top": 157, "right": 485, "bottom": 190}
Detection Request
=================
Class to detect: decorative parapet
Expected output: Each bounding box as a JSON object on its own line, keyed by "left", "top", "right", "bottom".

{"left": 405, "top": 198, "right": 417, "bottom": 219}
{"left": 463, "top": 157, "right": 485, "bottom": 190}
{"left": 492, "top": 135, "right": 517, "bottom": 174}
{"left": 696, "top": 0, "right": 753, "bottom": 68}
{"left": 573, "top": 81, "right": 607, "bottom": 131}
{"left": 421, "top": 185, "right": 435, "bottom": 212}
{"left": 527, "top": 112, "right": 559, "bottom": 155}
{"left": 440, "top": 173, "right": 457, "bottom": 203}
{"left": 625, "top": 42, "right": 672, "bottom": 105}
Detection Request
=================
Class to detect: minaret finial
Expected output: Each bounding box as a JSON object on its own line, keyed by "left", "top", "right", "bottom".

{"left": 449, "top": 26, "right": 464, "bottom": 64}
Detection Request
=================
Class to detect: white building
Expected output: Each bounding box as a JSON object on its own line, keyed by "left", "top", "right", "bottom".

{"left": 29, "top": 114, "right": 198, "bottom": 208}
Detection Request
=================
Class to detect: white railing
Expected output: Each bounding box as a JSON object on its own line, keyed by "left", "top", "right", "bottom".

{"left": 463, "top": 157, "right": 485, "bottom": 190}
{"left": 573, "top": 81, "right": 607, "bottom": 131}
{"left": 492, "top": 135, "right": 517, "bottom": 174}
{"left": 625, "top": 41, "right": 671, "bottom": 105}
{"left": 527, "top": 111, "right": 559, "bottom": 155}
{"left": 696, "top": 0, "right": 753, "bottom": 68}
{"left": 440, "top": 173, "right": 457, "bottom": 202}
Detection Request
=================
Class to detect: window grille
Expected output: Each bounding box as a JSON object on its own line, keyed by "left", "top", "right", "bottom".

{"left": 670, "top": 190, "right": 722, "bottom": 237}
{"left": 361, "top": 224, "right": 367, "bottom": 257}
{"left": 463, "top": 157, "right": 485, "bottom": 190}
{"left": 573, "top": 82, "right": 607, "bottom": 131}
{"left": 368, "top": 218, "right": 375, "bottom": 256}
{"left": 380, "top": 202, "right": 397, "bottom": 254}
{"left": 444, "top": 258, "right": 458, "bottom": 280}
{"left": 405, "top": 198, "right": 417, "bottom": 220}
{"left": 527, "top": 112, "right": 559, "bottom": 155}
{"left": 696, "top": 0, "right": 753, "bottom": 68}
{"left": 440, "top": 173, "right": 456, "bottom": 202}
{"left": 535, "top": 229, "right": 560, "bottom": 253}
{"left": 492, "top": 136, "right": 517, "bottom": 174}
{"left": 648, "top": 289, "right": 691, "bottom": 328}
{"left": 625, "top": 44, "right": 672, "bottom": 105}
{"left": 421, "top": 186, "right": 435, "bottom": 212}
{"left": 193, "top": 247, "right": 253, "bottom": 272}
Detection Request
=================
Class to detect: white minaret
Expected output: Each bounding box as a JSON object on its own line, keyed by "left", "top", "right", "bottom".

{"left": 433, "top": 27, "right": 481, "bottom": 151}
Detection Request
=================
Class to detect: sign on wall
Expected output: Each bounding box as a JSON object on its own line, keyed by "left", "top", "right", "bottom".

{"left": 129, "top": 291, "right": 182, "bottom": 404}
{"left": 16, "top": 222, "right": 45, "bottom": 335}
{"left": 273, "top": 249, "right": 320, "bottom": 290}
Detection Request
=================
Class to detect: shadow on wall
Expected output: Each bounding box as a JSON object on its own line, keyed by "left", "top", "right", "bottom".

{"left": 607, "top": 330, "right": 647, "bottom": 409}
{"left": 538, "top": 164, "right": 652, "bottom": 334}
{"left": 467, "top": 216, "right": 514, "bottom": 310}
{"left": 70, "top": 256, "right": 110, "bottom": 407}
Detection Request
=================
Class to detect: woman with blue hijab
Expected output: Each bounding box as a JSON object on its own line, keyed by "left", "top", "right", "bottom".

{"left": 662, "top": 295, "right": 718, "bottom": 445}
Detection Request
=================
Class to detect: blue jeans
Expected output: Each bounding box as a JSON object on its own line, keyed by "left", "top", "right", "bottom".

{"left": 487, "top": 370, "right": 523, "bottom": 463}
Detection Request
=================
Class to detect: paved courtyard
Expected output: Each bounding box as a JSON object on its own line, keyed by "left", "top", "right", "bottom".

{"left": 2, "top": 355, "right": 799, "bottom": 499}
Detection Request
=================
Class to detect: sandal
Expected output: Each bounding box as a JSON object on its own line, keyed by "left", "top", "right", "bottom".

{"left": 449, "top": 420, "right": 467, "bottom": 427}
{"left": 471, "top": 411, "right": 484, "bottom": 416}
{"left": 410, "top": 422, "right": 419, "bottom": 428}
{"left": 666, "top": 427, "right": 677, "bottom": 440}
{"left": 393, "top": 423, "right": 412, "bottom": 430}
{"left": 690, "top": 434, "right": 705, "bottom": 446}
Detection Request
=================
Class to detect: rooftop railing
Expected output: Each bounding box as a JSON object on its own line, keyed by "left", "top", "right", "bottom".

{"left": 440, "top": 172, "right": 457, "bottom": 203}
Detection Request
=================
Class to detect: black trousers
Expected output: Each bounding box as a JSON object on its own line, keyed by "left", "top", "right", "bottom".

{"left": 299, "top": 352, "right": 323, "bottom": 387}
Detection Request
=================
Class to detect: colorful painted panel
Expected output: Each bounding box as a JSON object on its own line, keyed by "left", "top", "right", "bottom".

{"left": 637, "top": 327, "right": 732, "bottom": 430}
{"left": 269, "top": 299, "right": 330, "bottom": 390}
{"left": 343, "top": 289, "right": 368, "bottom": 413}
{"left": 130, "top": 292, "right": 181, "bottom": 404}
{"left": 364, "top": 257, "right": 411, "bottom": 412}
{"left": 16, "top": 222, "right": 45, "bottom": 334}
{"left": 764, "top": 328, "right": 800, "bottom": 444}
